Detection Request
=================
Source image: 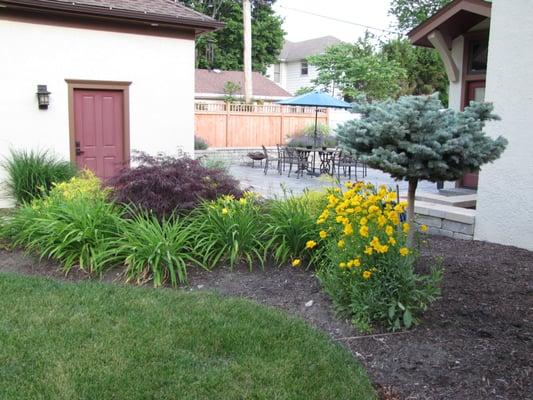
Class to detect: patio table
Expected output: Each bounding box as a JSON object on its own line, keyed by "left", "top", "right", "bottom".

{"left": 293, "top": 147, "right": 336, "bottom": 177}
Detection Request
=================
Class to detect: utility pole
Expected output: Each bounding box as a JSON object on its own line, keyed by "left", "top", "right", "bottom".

{"left": 243, "top": 0, "right": 253, "bottom": 104}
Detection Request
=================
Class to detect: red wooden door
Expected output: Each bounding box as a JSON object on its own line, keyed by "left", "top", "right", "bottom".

{"left": 73, "top": 89, "right": 125, "bottom": 180}
{"left": 458, "top": 80, "right": 486, "bottom": 189}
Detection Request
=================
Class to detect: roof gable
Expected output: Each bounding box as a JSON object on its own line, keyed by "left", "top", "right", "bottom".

{"left": 280, "top": 36, "right": 342, "bottom": 61}
{"left": 408, "top": 0, "right": 491, "bottom": 48}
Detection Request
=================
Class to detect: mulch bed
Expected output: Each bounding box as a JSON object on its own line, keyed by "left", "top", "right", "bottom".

{"left": 1, "top": 236, "right": 531, "bottom": 400}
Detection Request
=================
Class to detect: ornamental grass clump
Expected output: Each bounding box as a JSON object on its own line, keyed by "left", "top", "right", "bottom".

{"left": 3, "top": 149, "right": 76, "bottom": 204}
{"left": 1, "top": 173, "right": 122, "bottom": 274}
{"left": 311, "top": 182, "right": 441, "bottom": 332}
{"left": 111, "top": 210, "right": 198, "bottom": 287}
{"left": 264, "top": 191, "right": 326, "bottom": 267}
{"left": 190, "top": 192, "right": 267, "bottom": 270}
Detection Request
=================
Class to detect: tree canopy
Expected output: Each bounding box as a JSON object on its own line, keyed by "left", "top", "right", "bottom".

{"left": 307, "top": 36, "right": 407, "bottom": 102}
{"left": 337, "top": 94, "right": 507, "bottom": 243}
{"left": 389, "top": 0, "right": 452, "bottom": 32}
{"left": 184, "top": 0, "right": 284, "bottom": 73}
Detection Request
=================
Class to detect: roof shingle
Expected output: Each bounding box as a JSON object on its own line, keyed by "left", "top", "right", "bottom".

{"left": 280, "top": 36, "right": 342, "bottom": 61}
{"left": 2, "top": 0, "right": 223, "bottom": 30}
{"left": 196, "top": 69, "right": 291, "bottom": 98}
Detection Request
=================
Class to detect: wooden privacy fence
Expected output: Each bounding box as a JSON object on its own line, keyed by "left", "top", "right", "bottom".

{"left": 195, "top": 102, "right": 329, "bottom": 148}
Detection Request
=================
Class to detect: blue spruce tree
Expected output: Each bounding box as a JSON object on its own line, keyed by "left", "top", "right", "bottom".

{"left": 337, "top": 93, "right": 507, "bottom": 245}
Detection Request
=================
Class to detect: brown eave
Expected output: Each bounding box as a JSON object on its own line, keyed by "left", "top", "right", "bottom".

{"left": 0, "top": 0, "right": 225, "bottom": 34}
{"left": 408, "top": 0, "right": 491, "bottom": 48}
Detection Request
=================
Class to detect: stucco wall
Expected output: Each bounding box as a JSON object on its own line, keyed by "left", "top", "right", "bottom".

{"left": 0, "top": 18, "right": 195, "bottom": 207}
{"left": 474, "top": 0, "right": 533, "bottom": 250}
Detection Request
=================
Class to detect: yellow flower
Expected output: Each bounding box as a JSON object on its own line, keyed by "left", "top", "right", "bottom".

{"left": 319, "top": 230, "right": 328, "bottom": 239}
{"left": 377, "top": 214, "right": 387, "bottom": 227}
{"left": 344, "top": 223, "right": 354, "bottom": 236}
{"left": 221, "top": 208, "right": 229, "bottom": 215}
{"left": 339, "top": 262, "right": 347, "bottom": 269}
{"left": 389, "top": 237, "right": 397, "bottom": 245}
{"left": 291, "top": 259, "right": 301, "bottom": 267}
{"left": 359, "top": 225, "right": 369, "bottom": 237}
{"left": 362, "top": 270, "right": 372, "bottom": 280}
{"left": 352, "top": 258, "right": 361, "bottom": 267}
{"left": 420, "top": 224, "right": 428, "bottom": 232}
{"left": 306, "top": 240, "right": 317, "bottom": 249}
{"left": 317, "top": 218, "right": 325, "bottom": 225}
{"left": 368, "top": 205, "right": 380, "bottom": 214}
{"left": 239, "top": 198, "right": 247, "bottom": 205}
{"left": 399, "top": 247, "right": 410, "bottom": 256}
{"left": 402, "top": 223, "right": 410, "bottom": 233}
{"left": 336, "top": 215, "right": 345, "bottom": 223}
{"left": 337, "top": 239, "right": 345, "bottom": 249}
{"left": 385, "top": 225, "right": 394, "bottom": 236}
{"left": 359, "top": 217, "right": 368, "bottom": 226}
{"left": 364, "top": 246, "right": 373, "bottom": 256}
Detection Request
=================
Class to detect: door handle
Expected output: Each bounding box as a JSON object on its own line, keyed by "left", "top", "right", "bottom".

{"left": 75, "top": 141, "right": 84, "bottom": 156}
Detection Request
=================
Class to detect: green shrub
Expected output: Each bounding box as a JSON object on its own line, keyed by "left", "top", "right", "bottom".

{"left": 112, "top": 210, "right": 198, "bottom": 287}
{"left": 265, "top": 192, "right": 325, "bottom": 267}
{"left": 190, "top": 193, "right": 267, "bottom": 270}
{"left": 310, "top": 182, "right": 441, "bottom": 332}
{"left": 3, "top": 149, "right": 76, "bottom": 204}
{"left": 1, "top": 173, "right": 122, "bottom": 274}
{"left": 194, "top": 135, "right": 209, "bottom": 150}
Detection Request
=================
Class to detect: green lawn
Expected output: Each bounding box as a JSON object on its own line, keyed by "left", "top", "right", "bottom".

{"left": 0, "top": 273, "right": 376, "bottom": 400}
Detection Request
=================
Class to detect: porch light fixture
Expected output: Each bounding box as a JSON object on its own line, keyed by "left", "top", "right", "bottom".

{"left": 36, "top": 85, "right": 51, "bottom": 109}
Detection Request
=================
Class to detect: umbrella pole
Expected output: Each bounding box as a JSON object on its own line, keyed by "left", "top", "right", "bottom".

{"left": 312, "top": 106, "right": 318, "bottom": 174}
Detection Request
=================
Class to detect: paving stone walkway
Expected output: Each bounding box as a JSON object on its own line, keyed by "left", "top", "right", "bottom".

{"left": 229, "top": 163, "right": 455, "bottom": 198}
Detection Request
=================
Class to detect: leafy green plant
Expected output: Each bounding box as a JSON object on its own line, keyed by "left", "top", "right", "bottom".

{"left": 190, "top": 193, "right": 267, "bottom": 270}
{"left": 265, "top": 192, "right": 325, "bottom": 267}
{"left": 199, "top": 155, "right": 231, "bottom": 172}
{"left": 3, "top": 149, "right": 76, "bottom": 204}
{"left": 309, "top": 182, "right": 441, "bottom": 332}
{"left": 4, "top": 196, "right": 123, "bottom": 274}
{"left": 1, "top": 173, "right": 122, "bottom": 274}
{"left": 111, "top": 210, "right": 198, "bottom": 287}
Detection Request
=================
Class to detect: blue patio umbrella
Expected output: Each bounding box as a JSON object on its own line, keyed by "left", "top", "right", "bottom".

{"left": 277, "top": 91, "right": 352, "bottom": 174}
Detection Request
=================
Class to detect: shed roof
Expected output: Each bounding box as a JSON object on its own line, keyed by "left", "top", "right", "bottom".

{"left": 195, "top": 69, "right": 291, "bottom": 98}
{"left": 280, "top": 36, "right": 342, "bottom": 61}
{"left": 0, "top": 0, "right": 224, "bottom": 33}
{"left": 408, "top": 0, "right": 491, "bottom": 48}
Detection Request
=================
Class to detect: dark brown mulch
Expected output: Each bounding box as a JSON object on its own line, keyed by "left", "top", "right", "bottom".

{"left": 0, "top": 236, "right": 531, "bottom": 400}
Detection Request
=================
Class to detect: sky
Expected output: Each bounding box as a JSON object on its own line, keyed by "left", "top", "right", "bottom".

{"left": 272, "top": 0, "right": 397, "bottom": 43}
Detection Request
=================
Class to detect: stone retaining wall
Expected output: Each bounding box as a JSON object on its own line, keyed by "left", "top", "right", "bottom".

{"left": 414, "top": 200, "right": 476, "bottom": 240}
{"left": 195, "top": 147, "right": 270, "bottom": 165}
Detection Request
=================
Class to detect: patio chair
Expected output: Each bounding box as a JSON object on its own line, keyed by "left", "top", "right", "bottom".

{"left": 335, "top": 150, "right": 358, "bottom": 180}
{"left": 282, "top": 146, "right": 300, "bottom": 177}
{"left": 262, "top": 145, "right": 282, "bottom": 175}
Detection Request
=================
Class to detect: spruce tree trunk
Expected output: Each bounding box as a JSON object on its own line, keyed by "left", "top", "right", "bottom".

{"left": 406, "top": 178, "right": 418, "bottom": 247}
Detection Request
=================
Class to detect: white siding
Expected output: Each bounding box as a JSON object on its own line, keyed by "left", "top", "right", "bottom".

{"left": 284, "top": 61, "right": 318, "bottom": 94}
{"left": 474, "top": 0, "right": 533, "bottom": 250}
{"left": 0, "top": 18, "right": 196, "bottom": 207}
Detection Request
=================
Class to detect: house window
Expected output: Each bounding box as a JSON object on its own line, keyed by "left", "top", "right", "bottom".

{"left": 468, "top": 38, "right": 489, "bottom": 74}
{"left": 274, "top": 63, "right": 281, "bottom": 83}
{"left": 300, "top": 60, "right": 308, "bottom": 76}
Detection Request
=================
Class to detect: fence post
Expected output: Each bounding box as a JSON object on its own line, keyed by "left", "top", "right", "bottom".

{"left": 225, "top": 102, "right": 230, "bottom": 148}
{"left": 280, "top": 105, "right": 284, "bottom": 145}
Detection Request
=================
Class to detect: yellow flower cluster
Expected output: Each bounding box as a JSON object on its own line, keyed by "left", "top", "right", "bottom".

{"left": 313, "top": 182, "right": 411, "bottom": 280}
{"left": 50, "top": 170, "right": 107, "bottom": 201}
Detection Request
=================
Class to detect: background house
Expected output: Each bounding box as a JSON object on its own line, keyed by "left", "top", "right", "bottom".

{"left": 409, "top": 0, "right": 533, "bottom": 251}
{"left": 195, "top": 69, "right": 291, "bottom": 103}
{"left": 0, "top": 0, "right": 221, "bottom": 208}
{"left": 266, "top": 36, "right": 341, "bottom": 95}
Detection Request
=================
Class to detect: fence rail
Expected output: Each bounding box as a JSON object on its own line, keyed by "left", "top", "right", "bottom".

{"left": 195, "top": 102, "right": 328, "bottom": 148}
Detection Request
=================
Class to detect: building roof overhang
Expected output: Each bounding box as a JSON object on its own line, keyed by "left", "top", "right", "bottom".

{"left": 408, "top": 0, "right": 491, "bottom": 48}
{"left": 0, "top": 0, "right": 224, "bottom": 35}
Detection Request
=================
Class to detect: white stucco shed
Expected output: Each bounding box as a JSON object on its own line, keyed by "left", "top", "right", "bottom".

{"left": 0, "top": 0, "right": 222, "bottom": 207}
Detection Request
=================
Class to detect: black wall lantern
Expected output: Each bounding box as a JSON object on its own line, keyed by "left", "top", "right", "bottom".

{"left": 36, "top": 85, "right": 51, "bottom": 109}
